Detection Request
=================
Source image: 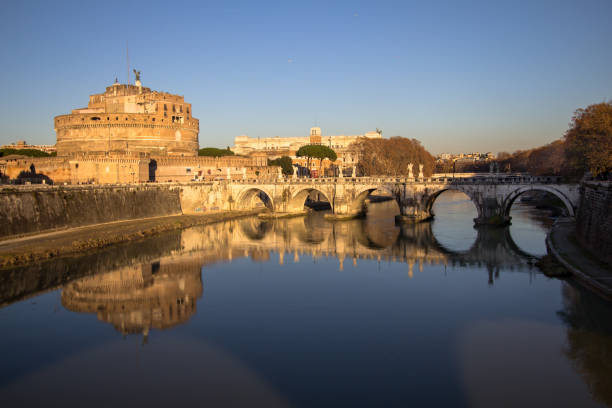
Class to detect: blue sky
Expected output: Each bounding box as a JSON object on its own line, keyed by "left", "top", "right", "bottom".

{"left": 0, "top": 0, "right": 610, "bottom": 154}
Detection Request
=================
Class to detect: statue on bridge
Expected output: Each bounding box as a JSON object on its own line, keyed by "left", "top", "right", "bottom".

{"left": 278, "top": 167, "right": 283, "bottom": 180}
{"left": 352, "top": 166, "right": 356, "bottom": 178}
{"left": 418, "top": 164, "right": 424, "bottom": 179}
{"left": 407, "top": 163, "right": 413, "bottom": 178}
{"left": 292, "top": 165, "right": 297, "bottom": 179}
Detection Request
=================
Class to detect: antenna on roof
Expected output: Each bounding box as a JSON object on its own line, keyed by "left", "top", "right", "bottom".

{"left": 126, "top": 41, "right": 130, "bottom": 85}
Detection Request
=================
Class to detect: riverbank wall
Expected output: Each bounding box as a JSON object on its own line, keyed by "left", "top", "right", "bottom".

{"left": 575, "top": 181, "right": 612, "bottom": 265}
{"left": 0, "top": 183, "right": 236, "bottom": 238}
{"left": 0, "top": 184, "right": 184, "bottom": 238}
{"left": 0, "top": 182, "right": 240, "bottom": 239}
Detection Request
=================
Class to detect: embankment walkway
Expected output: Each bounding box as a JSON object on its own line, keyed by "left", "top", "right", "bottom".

{"left": 548, "top": 218, "right": 612, "bottom": 299}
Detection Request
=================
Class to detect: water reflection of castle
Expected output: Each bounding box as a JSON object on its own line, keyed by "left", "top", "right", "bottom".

{"left": 62, "top": 258, "right": 203, "bottom": 338}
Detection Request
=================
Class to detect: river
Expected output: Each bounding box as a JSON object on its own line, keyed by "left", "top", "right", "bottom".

{"left": 0, "top": 190, "right": 611, "bottom": 407}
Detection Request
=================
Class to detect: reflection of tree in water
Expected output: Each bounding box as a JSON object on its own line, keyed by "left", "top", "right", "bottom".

{"left": 558, "top": 283, "right": 612, "bottom": 406}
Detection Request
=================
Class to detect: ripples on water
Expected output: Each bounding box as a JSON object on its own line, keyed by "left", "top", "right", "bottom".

{"left": 0, "top": 191, "right": 611, "bottom": 407}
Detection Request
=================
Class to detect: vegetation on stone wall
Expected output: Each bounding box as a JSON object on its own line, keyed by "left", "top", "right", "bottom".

{"left": 268, "top": 156, "right": 293, "bottom": 175}
{"left": 296, "top": 145, "right": 337, "bottom": 170}
{"left": 198, "top": 147, "right": 235, "bottom": 157}
{"left": 0, "top": 148, "right": 55, "bottom": 157}
{"left": 352, "top": 137, "right": 435, "bottom": 177}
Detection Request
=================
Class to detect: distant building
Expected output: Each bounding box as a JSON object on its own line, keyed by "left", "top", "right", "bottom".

{"left": 0, "top": 140, "right": 56, "bottom": 154}
{"left": 232, "top": 127, "right": 382, "bottom": 175}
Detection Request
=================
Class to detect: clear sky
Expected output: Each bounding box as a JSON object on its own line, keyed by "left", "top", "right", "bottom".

{"left": 0, "top": 0, "right": 610, "bottom": 154}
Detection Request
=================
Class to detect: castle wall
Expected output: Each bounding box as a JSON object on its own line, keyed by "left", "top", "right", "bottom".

{"left": 152, "top": 156, "right": 266, "bottom": 182}
{"left": 1, "top": 154, "right": 269, "bottom": 185}
{"left": 1, "top": 157, "right": 72, "bottom": 184}
{"left": 69, "top": 157, "right": 149, "bottom": 184}
{"left": 0, "top": 184, "right": 183, "bottom": 237}
{"left": 55, "top": 113, "right": 199, "bottom": 157}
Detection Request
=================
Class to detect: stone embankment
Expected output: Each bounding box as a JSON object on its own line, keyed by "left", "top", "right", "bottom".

{"left": 0, "top": 182, "right": 235, "bottom": 239}
{"left": 0, "top": 182, "right": 260, "bottom": 268}
{"left": 575, "top": 181, "right": 612, "bottom": 265}
{"left": 0, "top": 184, "right": 182, "bottom": 238}
{"left": 547, "top": 181, "right": 612, "bottom": 300}
{"left": 0, "top": 211, "right": 262, "bottom": 269}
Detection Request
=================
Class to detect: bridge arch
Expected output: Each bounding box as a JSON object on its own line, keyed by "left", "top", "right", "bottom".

{"left": 288, "top": 187, "right": 332, "bottom": 212}
{"left": 235, "top": 187, "right": 275, "bottom": 211}
{"left": 349, "top": 185, "right": 397, "bottom": 214}
{"left": 502, "top": 186, "right": 575, "bottom": 217}
{"left": 425, "top": 187, "right": 481, "bottom": 218}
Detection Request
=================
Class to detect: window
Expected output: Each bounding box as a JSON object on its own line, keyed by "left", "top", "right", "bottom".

{"left": 172, "top": 105, "right": 176, "bottom": 112}
{"left": 164, "top": 104, "right": 167, "bottom": 111}
{"left": 180, "top": 105, "right": 183, "bottom": 113}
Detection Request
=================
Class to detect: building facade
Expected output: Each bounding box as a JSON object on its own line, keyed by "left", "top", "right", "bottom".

{"left": 232, "top": 127, "right": 381, "bottom": 156}
{"left": 232, "top": 127, "right": 381, "bottom": 175}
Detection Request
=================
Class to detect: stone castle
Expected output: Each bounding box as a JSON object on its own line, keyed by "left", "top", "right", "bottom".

{"left": 55, "top": 80, "right": 199, "bottom": 157}
{"left": 0, "top": 78, "right": 269, "bottom": 184}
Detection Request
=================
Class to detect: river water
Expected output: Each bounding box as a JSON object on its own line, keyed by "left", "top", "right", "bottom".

{"left": 0, "top": 191, "right": 611, "bottom": 407}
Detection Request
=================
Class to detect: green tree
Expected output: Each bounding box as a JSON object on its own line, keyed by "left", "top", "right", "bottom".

{"left": 0, "top": 148, "right": 53, "bottom": 158}
{"left": 198, "top": 147, "right": 235, "bottom": 157}
{"left": 268, "top": 156, "right": 293, "bottom": 175}
{"left": 565, "top": 102, "right": 612, "bottom": 177}
{"left": 296, "top": 145, "right": 337, "bottom": 170}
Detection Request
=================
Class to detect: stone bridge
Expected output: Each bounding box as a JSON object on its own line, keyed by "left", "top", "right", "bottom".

{"left": 223, "top": 174, "right": 580, "bottom": 225}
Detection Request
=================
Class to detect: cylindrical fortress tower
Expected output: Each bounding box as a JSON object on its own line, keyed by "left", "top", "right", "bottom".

{"left": 54, "top": 81, "right": 199, "bottom": 157}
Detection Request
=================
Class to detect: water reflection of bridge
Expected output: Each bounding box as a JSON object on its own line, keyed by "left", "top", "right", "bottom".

{"left": 1, "top": 213, "right": 541, "bottom": 336}
{"left": 224, "top": 216, "right": 538, "bottom": 275}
